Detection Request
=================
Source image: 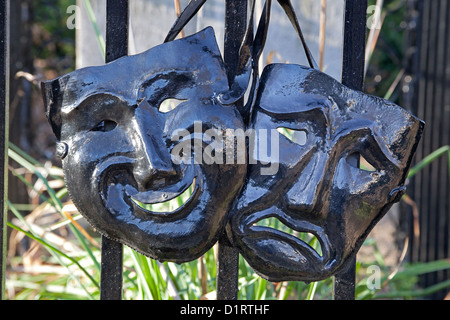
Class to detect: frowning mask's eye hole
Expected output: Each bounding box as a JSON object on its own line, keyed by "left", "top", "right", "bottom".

{"left": 347, "top": 152, "right": 377, "bottom": 172}
{"left": 91, "top": 120, "right": 117, "bottom": 132}
{"left": 277, "top": 127, "right": 307, "bottom": 146}
{"left": 159, "top": 98, "right": 187, "bottom": 113}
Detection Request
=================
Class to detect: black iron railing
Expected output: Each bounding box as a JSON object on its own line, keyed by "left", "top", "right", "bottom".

{"left": 403, "top": 0, "right": 450, "bottom": 300}
{"left": 0, "top": 0, "right": 368, "bottom": 300}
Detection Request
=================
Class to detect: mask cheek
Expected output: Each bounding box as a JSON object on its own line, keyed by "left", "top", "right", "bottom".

{"left": 329, "top": 159, "right": 395, "bottom": 238}
{"left": 333, "top": 157, "right": 399, "bottom": 210}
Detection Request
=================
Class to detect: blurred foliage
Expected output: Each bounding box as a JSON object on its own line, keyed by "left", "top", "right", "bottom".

{"left": 6, "top": 141, "right": 449, "bottom": 300}
{"left": 364, "top": 0, "right": 407, "bottom": 103}
{"left": 32, "top": 0, "right": 76, "bottom": 75}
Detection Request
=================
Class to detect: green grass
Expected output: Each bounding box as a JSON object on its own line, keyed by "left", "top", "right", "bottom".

{"left": 5, "top": 142, "right": 450, "bottom": 300}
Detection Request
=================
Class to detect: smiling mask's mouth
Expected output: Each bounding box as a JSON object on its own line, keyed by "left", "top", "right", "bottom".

{"left": 131, "top": 177, "right": 197, "bottom": 214}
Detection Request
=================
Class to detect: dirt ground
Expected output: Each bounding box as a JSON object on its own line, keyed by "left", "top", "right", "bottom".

{"left": 357, "top": 203, "right": 406, "bottom": 267}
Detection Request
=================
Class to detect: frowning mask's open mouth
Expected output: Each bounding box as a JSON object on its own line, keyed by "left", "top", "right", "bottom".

{"left": 252, "top": 217, "right": 324, "bottom": 258}
{"left": 253, "top": 217, "right": 323, "bottom": 257}
{"left": 240, "top": 207, "right": 332, "bottom": 266}
{"left": 129, "top": 177, "right": 198, "bottom": 216}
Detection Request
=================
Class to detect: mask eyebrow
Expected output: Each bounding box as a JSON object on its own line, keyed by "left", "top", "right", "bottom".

{"left": 258, "top": 89, "right": 333, "bottom": 113}
{"left": 334, "top": 126, "right": 400, "bottom": 170}
{"left": 62, "top": 93, "right": 128, "bottom": 116}
{"left": 258, "top": 103, "right": 330, "bottom": 132}
{"left": 364, "top": 131, "right": 401, "bottom": 170}
{"left": 137, "top": 71, "right": 194, "bottom": 103}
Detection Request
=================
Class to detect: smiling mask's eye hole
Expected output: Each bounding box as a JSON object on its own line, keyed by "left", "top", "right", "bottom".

{"left": 159, "top": 98, "right": 187, "bottom": 113}
{"left": 92, "top": 120, "right": 117, "bottom": 132}
{"left": 347, "top": 152, "right": 377, "bottom": 172}
{"left": 277, "top": 127, "right": 307, "bottom": 146}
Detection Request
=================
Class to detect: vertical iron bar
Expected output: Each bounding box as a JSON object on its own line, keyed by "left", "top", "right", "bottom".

{"left": 333, "top": 0, "right": 367, "bottom": 300}
{"left": 415, "top": 0, "right": 429, "bottom": 266}
{"left": 407, "top": 0, "right": 450, "bottom": 298}
{"left": 435, "top": 0, "right": 448, "bottom": 292}
{"left": 333, "top": 261, "right": 356, "bottom": 300}
{"left": 429, "top": 0, "right": 442, "bottom": 291}
{"left": 106, "top": 0, "right": 129, "bottom": 63}
{"left": 341, "top": 0, "right": 367, "bottom": 91}
{"left": 421, "top": 0, "right": 433, "bottom": 290}
{"left": 442, "top": 0, "right": 450, "bottom": 294}
{"left": 224, "top": 0, "right": 248, "bottom": 87}
{"left": 216, "top": 235, "right": 240, "bottom": 300}
{"left": 409, "top": 0, "right": 425, "bottom": 266}
{"left": 100, "top": 0, "right": 128, "bottom": 300}
{"left": 216, "top": 0, "right": 248, "bottom": 300}
{"left": 0, "top": 0, "right": 8, "bottom": 301}
{"left": 100, "top": 235, "right": 124, "bottom": 300}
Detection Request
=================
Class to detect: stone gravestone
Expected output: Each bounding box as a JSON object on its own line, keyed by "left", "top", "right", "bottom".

{"left": 75, "top": 0, "right": 344, "bottom": 81}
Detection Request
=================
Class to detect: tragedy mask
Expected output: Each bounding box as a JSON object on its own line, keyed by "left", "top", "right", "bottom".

{"left": 41, "top": 28, "right": 247, "bottom": 263}
{"left": 228, "top": 64, "right": 424, "bottom": 282}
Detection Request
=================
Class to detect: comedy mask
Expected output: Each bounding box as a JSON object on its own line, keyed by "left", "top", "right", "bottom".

{"left": 228, "top": 64, "right": 424, "bottom": 282}
{"left": 41, "top": 28, "right": 247, "bottom": 263}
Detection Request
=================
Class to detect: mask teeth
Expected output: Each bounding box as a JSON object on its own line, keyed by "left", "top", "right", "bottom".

{"left": 131, "top": 177, "right": 196, "bottom": 213}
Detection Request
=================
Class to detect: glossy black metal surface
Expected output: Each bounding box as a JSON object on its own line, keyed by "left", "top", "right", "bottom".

{"left": 41, "top": 28, "right": 247, "bottom": 264}
{"left": 38, "top": 0, "right": 427, "bottom": 300}
{"left": 227, "top": 64, "right": 425, "bottom": 282}
{"left": 164, "top": 0, "right": 207, "bottom": 43}
{"left": 334, "top": 0, "right": 367, "bottom": 299}
{"left": 100, "top": 0, "right": 128, "bottom": 300}
{"left": 216, "top": 0, "right": 249, "bottom": 300}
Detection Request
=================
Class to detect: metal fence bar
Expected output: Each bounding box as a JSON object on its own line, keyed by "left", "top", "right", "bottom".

{"left": 100, "top": 235, "right": 124, "bottom": 300}
{"left": 216, "top": 236, "right": 240, "bottom": 300}
{"left": 405, "top": 0, "right": 450, "bottom": 299}
{"left": 333, "top": 261, "right": 356, "bottom": 300}
{"left": 216, "top": 0, "right": 248, "bottom": 301}
{"left": 100, "top": 0, "right": 128, "bottom": 301}
{"left": 341, "top": 0, "right": 367, "bottom": 91}
{"left": 0, "top": 0, "right": 8, "bottom": 301}
{"left": 333, "top": 0, "right": 367, "bottom": 300}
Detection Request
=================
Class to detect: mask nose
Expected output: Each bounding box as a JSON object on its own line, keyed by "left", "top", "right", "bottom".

{"left": 132, "top": 105, "right": 177, "bottom": 189}
{"left": 133, "top": 138, "right": 177, "bottom": 189}
{"left": 285, "top": 152, "right": 327, "bottom": 215}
